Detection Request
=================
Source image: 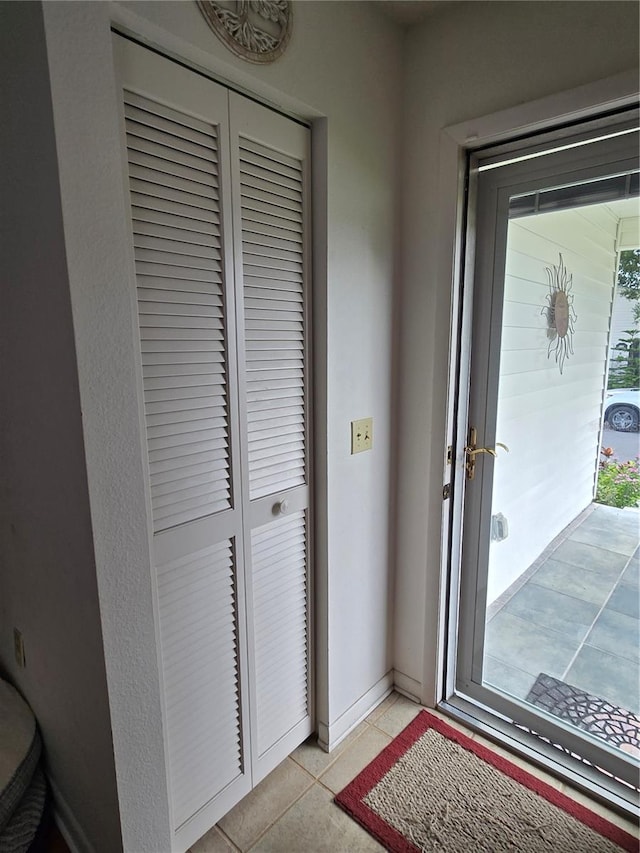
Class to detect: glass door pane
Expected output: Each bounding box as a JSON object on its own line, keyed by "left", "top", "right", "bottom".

{"left": 484, "top": 198, "right": 640, "bottom": 762}
{"left": 454, "top": 121, "right": 640, "bottom": 796}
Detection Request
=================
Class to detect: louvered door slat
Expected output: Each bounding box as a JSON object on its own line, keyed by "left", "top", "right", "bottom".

{"left": 118, "top": 38, "right": 266, "bottom": 848}
{"left": 240, "top": 168, "right": 301, "bottom": 193}
{"left": 134, "top": 218, "right": 222, "bottom": 249}
{"left": 240, "top": 139, "right": 302, "bottom": 173}
{"left": 130, "top": 192, "right": 221, "bottom": 225}
{"left": 126, "top": 92, "right": 232, "bottom": 535}
{"left": 130, "top": 163, "right": 220, "bottom": 200}
{"left": 250, "top": 512, "right": 309, "bottom": 757}
{"left": 134, "top": 234, "right": 221, "bottom": 261}
{"left": 132, "top": 205, "right": 218, "bottom": 236}
{"left": 230, "top": 97, "right": 313, "bottom": 781}
{"left": 156, "top": 540, "right": 242, "bottom": 827}
{"left": 125, "top": 117, "right": 217, "bottom": 160}
{"left": 242, "top": 207, "right": 303, "bottom": 234}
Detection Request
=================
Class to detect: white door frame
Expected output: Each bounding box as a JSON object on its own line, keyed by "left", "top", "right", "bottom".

{"left": 436, "top": 69, "right": 640, "bottom": 706}
{"left": 432, "top": 71, "right": 639, "bottom": 811}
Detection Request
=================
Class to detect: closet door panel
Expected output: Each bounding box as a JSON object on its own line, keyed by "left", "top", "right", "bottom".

{"left": 114, "top": 36, "right": 251, "bottom": 850}
{"left": 230, "top": 94, "right": 313, "bottom": 782}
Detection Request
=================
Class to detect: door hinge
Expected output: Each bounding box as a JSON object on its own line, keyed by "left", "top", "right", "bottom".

{"left": 442, "top": 483, "right": 451, "bottom": 500}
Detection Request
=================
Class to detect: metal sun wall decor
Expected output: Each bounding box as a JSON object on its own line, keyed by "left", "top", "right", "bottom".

{"left": 197, "top": 0, "right": 292, "bottom": 64}
{"left": 541, "top": 253, "right": 577, "bottom": 375}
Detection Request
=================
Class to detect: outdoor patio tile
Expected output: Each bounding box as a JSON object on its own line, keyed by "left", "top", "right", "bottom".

{"left": 585, "top": 608, "right": 639, "bottom": 664}
{"left": 483, "top": 656, "right": 537, "bottom": 701}
{"left": 504, "top": 583, "right": 599, "bottom": 643}
{"left": 605, "top": 581, "right": 640, "bottom": 620}
{"left": 550, "top": 540, "right": 628, "bottom": 579}
{"left": 622, "top": 550, "right": 639, "bottom": 588}
{"left": 530, "top": 559, "right": 615, "bottom": 607}
{"left": 565, "top": 645, "right": 640, "bottom": 714}
{"left": 250, "top": 783, "right": 385, "bottom": 852}
{"left": 580, "top": 505, "right": 640, "bottom": 537}
{"left": 569, "top": 525, "right": 639, "bottom": 557}
{"left": 485, "top": 612, "right": 578, "bottom": 680}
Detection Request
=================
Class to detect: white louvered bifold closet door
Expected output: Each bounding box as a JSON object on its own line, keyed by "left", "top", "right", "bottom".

{"left": 113, "top": 38, "right": 252, "bottom": 852}
{"left": 230, "top": 95, "right": 313, "bottom": 782}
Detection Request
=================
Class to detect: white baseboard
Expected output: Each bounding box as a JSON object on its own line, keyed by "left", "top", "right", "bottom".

{"left": 48, "top": 776, "right": 94, "bottom": 853}
{"left": 392, "top": 670, "right": 424, "bottom": 705}
{"left": 317, "top": 671, "right": 393, "bottom": 751}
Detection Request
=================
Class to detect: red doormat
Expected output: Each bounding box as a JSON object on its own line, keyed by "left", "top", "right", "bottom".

{"left": 334, "top": 711, "right": 637, "bottom": 852}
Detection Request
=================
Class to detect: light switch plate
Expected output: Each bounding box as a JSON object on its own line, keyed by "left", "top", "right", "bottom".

{"left": 351, "top": 417, "right": 373, "bottom": 454}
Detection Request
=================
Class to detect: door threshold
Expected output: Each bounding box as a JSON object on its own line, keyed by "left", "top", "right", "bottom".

{"left": 439, "top": 695, "right": 639, "bottom": 821}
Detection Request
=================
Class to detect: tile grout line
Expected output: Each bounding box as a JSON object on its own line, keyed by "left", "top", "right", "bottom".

{"left": 488, "top": 505, "right": 638, "bottom": 623}
{"left": 243, "top": 702, "right": 412, "bottom": 845}
{"left": 560, "top": 548, "right": 636, "bottom": 682}
{"left": 242, "top": 771, "right": 316, "bottom": 853}
{"left": 242, "top": 716, "right": 388, "bottom": 853}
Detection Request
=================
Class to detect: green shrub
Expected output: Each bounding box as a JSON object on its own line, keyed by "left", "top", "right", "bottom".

{"left": 596, "top": 457, "right": 640, "bottom": 508}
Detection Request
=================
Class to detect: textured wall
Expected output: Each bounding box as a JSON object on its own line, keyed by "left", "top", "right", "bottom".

{"left": 0, "top": 3, "right": 121, "bottom": 850}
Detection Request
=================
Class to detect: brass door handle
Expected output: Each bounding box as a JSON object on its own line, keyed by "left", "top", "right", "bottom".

{"left": 465, "top": 427, "right": 508, "bottom": 480}
{"left": 465, "top": 443, "right": 509, "bottom": 459}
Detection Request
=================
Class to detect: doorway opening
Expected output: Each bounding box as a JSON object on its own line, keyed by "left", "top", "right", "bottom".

{"left": 445, "top": 111, "right": 640, "bottom": 815}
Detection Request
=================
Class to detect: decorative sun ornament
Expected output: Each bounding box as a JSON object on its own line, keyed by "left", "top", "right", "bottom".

{"left": 197, "top": 0, "right": 292, "bottom": 64}
{"left": 541, "top": 253, "right": 577, "bottom": 375}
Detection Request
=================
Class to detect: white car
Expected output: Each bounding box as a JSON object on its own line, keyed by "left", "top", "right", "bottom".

{"left": 604, "top": 388, "right": 640, "bottom": 432}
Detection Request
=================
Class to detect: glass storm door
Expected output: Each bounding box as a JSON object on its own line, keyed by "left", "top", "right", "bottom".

{"left": 452, "top": 116, "right": 640, "bottom": 807}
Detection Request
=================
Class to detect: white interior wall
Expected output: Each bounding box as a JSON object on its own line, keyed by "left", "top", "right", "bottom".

{"left": 4, "top": 1, "right": 640, "bottom": 848}
{"left": 488, "top": 206, "right": 619, "bottom": 604}
{"left": 38, "top": 2, "right": 402, "bottom": 848}
{"left": 0, "top": 4, "right": 122, "bottom": 850}
{"left": 395, "top": 0, "right": 640, "bottom": 703}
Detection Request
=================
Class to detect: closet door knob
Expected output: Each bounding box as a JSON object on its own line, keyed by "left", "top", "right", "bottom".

{"left": 273, "top": 499, "right": 289, "bottom": 516}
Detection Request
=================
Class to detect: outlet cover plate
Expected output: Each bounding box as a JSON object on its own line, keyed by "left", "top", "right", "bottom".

{"left": 351, "top": 417, "right": 373, "bottom": 454}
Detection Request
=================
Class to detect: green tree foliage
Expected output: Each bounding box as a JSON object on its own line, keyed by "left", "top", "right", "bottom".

{"left": 608, "top": 249, "right": 640, "bottom": 389}
{"left": 617, "top": 249, "right": 640, "bottom": 301}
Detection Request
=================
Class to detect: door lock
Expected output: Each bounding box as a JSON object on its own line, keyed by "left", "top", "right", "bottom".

{"left": 465, "top": 427, "right": 509, "bottom": 480}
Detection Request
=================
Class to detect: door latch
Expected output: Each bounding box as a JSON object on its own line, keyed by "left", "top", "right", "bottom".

{"left": 464, "top": 426, "right": 509, "bottom": 480}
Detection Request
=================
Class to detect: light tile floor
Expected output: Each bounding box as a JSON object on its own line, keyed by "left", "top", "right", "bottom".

{"left": 189, "top": 692, "right": 637, "bottom": 853}
{"left": 485, "top": 503, "right": 640, "bottom": 714}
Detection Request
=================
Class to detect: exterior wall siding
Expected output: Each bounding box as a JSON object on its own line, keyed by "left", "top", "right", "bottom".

{"left": 488, "top": 204, "right": 618, "bottom": 603}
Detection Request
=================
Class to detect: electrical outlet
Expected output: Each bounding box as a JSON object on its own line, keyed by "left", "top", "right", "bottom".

{"left": 351, "top": 417, "right": 373, "bottom": 454}
{"left": 14, "top": 628, "right": 25, "bottom": 668}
